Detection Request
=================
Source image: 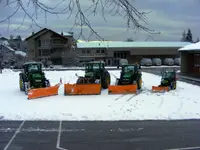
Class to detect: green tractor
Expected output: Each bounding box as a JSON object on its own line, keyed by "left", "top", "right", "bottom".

{"left": 108, "top": 64, "right": 142, "bottom": 94}
{"left": 152, "top": 70, "right": 177, "bottom": 92}
{"left": 19, "top": 62, "right": 50, "bottom": 95}
{"left": 117, "top": 64, "right": 142, "bottom": 89}
{"left": 76, "top": 61, "right": 111, "bottom": 89}
{"left": 160, "top": 70, "right": 177, "bottom": 89}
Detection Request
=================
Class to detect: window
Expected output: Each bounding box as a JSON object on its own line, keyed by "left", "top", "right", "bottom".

{"left": 82, "top": 50, "right": 85, "bottom": 53}
{"left": 41, "top": 49, "right": 50, "bottom": 56}
{"left": 96, "top": 50, "right": 100, "bottom": 53}
{"left": 101, "top": 49, "right": 105, "bottom": 53}
{"left": 87, "top": 50, "right": 90, "bottom": 53}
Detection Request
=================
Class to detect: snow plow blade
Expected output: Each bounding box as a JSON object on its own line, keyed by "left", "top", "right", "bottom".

{"left": 64, "top": 83, "right": 101, "bottom": 95}
{"left": 28, "top": 84, "right": 60, "bottom": 99}
{"left": 152, "top": 86, "right": 169, "bottom": 92}
{"left": 108, "top": 84, "right": 138, "bottom": 94}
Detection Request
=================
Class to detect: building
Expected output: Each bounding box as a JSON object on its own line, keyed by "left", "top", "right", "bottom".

{"left": 178, "top": 42, "right": 200, "bottom": 77}
{"left": 25, "top": 28, "right": 75, "bottom": 65}
{"left": 76, "top": 41, "right": 190, "bottom": 66}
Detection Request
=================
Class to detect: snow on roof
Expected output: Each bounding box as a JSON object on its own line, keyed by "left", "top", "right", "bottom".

{"left": 59, "top": 31, "right": 72, "bottom": 36}
{"left": 15, "top": 50, "right": 26, "bottom": 57}
{"left": 178, "top": 42, "right": 200, "bottom": 51}
{"left": 77, "top": 41, "right": 190, "bottom": 49}
{"left": 0, "top": 40, "right": 9, "bottom": 46}
{"left": 3, "top": 45, "right": 15, "bottom": 51}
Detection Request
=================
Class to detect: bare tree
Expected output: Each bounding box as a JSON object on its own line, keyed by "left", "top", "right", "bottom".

{"left": 62, "top": 49, "right": 79, "bottom": 66}
{"left": 0, "top": 0, "right": 159, "bottom": 40}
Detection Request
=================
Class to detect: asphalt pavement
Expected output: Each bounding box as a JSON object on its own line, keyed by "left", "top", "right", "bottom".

{"left": 1, "top": 120, "right": 200, "bottom": 150}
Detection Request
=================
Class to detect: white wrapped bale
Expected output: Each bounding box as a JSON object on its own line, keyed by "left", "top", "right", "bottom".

{"left": 152, "top": 58, "right": 162, "bottom": 66}
{"left": 140, "top": 58, "right": 152, "bottom": 66}
{"left": 163, "top": 58, "right": 174, "bottom": 66}
{"left": 174, "top": 58, "right": 181, "bottom": 66}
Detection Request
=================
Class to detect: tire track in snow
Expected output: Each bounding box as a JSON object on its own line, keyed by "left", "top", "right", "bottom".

{"left": 158, "top": 97, "right": 164, "bottom": 108}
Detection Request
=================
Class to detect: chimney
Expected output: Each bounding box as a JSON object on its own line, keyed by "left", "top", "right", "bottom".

{"left": 32, "top": 32, "right": 34, "bottom": 35}
{"left": 61, "top": 31, "right": 63, "bottom": 36}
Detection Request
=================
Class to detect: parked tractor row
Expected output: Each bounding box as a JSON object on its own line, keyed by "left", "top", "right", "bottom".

{"left": 19, "top": 61, "right": 177, "bottom": 100}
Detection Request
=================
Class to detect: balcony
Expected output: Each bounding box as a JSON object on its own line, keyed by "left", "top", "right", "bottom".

{"left": 38, "top": 43, "right": 69, "bottom": 49}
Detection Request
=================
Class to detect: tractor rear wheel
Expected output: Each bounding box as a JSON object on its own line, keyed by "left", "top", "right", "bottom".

{"left": 102, "top": 71, "right": 110, "bottom": 89}
{"left": 137, "top": 77, "right": 142, "bottom": 90}
{"left": 19, "top": 75, "right": 25, "bottom": 91}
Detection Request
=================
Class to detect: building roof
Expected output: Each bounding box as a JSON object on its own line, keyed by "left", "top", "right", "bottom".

{"left": 178, "top": 42, "right": 200, "bottom": 51}
{"left": 77, "top": 41, "right": 191, "bottom": 49}
{"left": 25, "top": 28, "right": 69, "bottom": 41}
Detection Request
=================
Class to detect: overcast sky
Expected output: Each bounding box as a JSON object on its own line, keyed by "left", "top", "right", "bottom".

{"left": 0, "top": 0, "right": 199, "bottom": 41}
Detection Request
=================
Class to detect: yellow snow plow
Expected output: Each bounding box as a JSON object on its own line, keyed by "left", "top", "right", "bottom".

{"left": 108, "top": 64, "right": 142, "bottom": 94}
{"left": 64, "top": 61, "right": 110, "bottom": 95}
{"left": 19, "top": 62, "right": 60, "bottom": 99}
{"left": 152, "top": 70, "right": 177, "bottom": 92}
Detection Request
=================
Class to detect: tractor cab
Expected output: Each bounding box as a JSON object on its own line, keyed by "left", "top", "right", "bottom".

{"left": 160, "top": 70, "right": 176, "bottom": 87}
{"left": 23, "top": 62, "right": 42, "bottom": 74}
{"left": 84, "top": 61, "right": 105, "bottom": 79}
{"left": 119, "top": 64, "right": 142, "bottom": 85}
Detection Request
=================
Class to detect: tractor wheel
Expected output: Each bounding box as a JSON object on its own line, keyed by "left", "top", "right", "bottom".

{"left": 19, "top": 75, "right": 25, "bottom": 91}
{"left": 102, "top": 71, "right": 111, "bottom": 89}
{"left": 24, "top": 82, "right": 29, "bottom": 95}
{"left": 172, "top": 82, "right": 176, "bottom": 90}
{"left": 76, "top": 77, "right": 85, "bottom": 84}
{"left": 45, "top": 80, "right": 50, "bottom": 87}
{"left": 137, "top": 77, "right": 142, "bottom": 90}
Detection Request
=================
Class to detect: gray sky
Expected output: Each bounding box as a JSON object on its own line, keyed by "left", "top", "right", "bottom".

{"left": 0, "top": 0, "right": 199, "bottom": 41}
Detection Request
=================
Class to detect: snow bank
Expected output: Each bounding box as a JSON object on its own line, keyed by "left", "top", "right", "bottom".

{"left": 0, "top": 70, "right": 200, "bottom": 121}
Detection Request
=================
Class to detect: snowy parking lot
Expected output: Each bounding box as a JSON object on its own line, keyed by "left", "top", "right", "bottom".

{"left": 0, "top": 69, "right": 200, "bottom": 121}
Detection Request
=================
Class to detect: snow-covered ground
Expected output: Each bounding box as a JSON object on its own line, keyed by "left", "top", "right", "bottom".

{"left": 0, "top": 69, "right": 199, "bottom": 121}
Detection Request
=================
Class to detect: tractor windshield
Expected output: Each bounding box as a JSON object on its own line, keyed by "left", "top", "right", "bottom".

{"left": 123, "top": 66, "right": 135, "bottom": 73}
{"left": 162, "top": 72, "right": 173, "bottom": 78}
{"left": 28, "top": 64, "right": 40, "bottom": 72}
{"left": 86, "top": 63, "right": 100, "bottom": 71}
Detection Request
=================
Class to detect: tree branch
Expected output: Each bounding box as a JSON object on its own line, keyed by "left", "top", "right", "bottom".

{"left": 0, "top": 0, "right": 159, "bottom": 40}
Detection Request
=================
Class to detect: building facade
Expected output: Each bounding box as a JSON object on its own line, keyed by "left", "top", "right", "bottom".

{"left": 25, "top": 28, "right": 75, "bottom": 65}
{"left": 179, "top": 42, "right": 200, "bottom": 77}
{"left": 76, "top": 41, "right": 190, "bottom": 66}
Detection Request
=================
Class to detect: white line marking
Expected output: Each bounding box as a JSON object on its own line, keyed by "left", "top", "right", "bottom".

{"left": 3, "top": 120, "right": 25, "bottom": 150}
{"left": 165, "top": 146, "right": 200, "bottom": 150}
{"left": 56, "top": 121, "right": 68, "bottom": 150}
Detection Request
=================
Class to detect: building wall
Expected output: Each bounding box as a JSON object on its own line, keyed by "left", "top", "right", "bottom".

{"left": 27, "top": 30, "right": 73, "bottom": 65}
{"left": 77, "top": 47, "right": 180, "bottom": 66}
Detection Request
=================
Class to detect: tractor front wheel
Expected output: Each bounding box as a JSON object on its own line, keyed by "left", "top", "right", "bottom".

{"left": 24, "top": 82, "right": 29, "bottom": 95}
{"left": 45, "top": 79, "right": 50, "bottom": 87}
{"left": 102, "top": 71, "right": 111, "bottom": 89}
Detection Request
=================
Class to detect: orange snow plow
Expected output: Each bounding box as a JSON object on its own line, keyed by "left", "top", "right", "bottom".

{"left": 28, "top": 83, "right": 60, "bottom": 99}
{"left": 108, "top": 84, "right": 138, "bottom": 94}
{"left": 64, "top": 83, "right": 101, "bottom": 95}
{"left": 64, "top": 61, "right": 110, "bottom": 95}
{"left": 152, "top": 86, "right": 169, "bottom": 92}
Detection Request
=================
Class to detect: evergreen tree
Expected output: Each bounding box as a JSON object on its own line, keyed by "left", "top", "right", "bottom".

{"left": 195, "top": 38, "right": 199, "bottom": 43}
{"left": 186, "top": 29, "right": 193, "bottom": 42}
{"left": 181, "top": 30, "right": 186, "bottom": 41}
